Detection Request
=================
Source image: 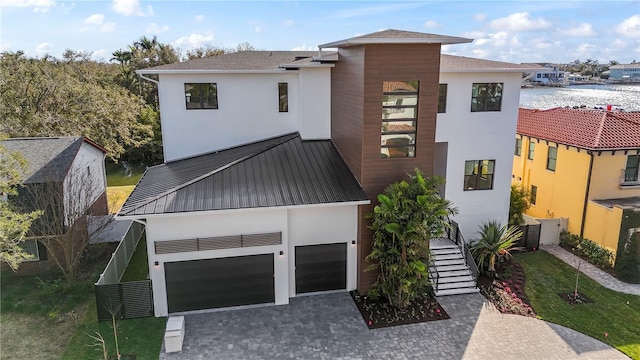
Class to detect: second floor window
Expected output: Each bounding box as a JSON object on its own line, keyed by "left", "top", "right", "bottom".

{"left": 624, "top": 155, "right": 639, "bottom": 182}
{"left": 530, "top": 185, "right": 537, "bottom": 205}
{"left": 515, "top": 138, "right": 522, "bottom": 156}
{"left": 546, "top": 147, "right": 557, "bottom": 171}
{"left": 438, "top": 84, "right": 447, "bottom": 113}
{"left": 464, "top": 159, "right": 495, "bottom": 190}
{"left": 528, "top": 141, "right": 535, "bottom": 160}
{"left": 471, "top": 83, "right": 503, "bottom": 112}
{"left": 381, "top": 80, "right": 419, "bottom": 158}
{"left": 278, "top": 83, "right": 288, "bottom": 112}
{"left": 185, "top": 83, "right": 218, "bottom": 109}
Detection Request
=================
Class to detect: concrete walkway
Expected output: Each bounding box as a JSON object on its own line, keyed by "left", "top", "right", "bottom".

{"left": 541, "top": 244, "right": 640, "bottom": 296}
{"left": 160, "top": 292, "right": 628, "bottom": 359}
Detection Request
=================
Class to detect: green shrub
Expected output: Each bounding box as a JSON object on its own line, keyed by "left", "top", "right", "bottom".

{"left": 559, "top": 230, "right": 614, "bottom": 270}
{"left": 615, "top": 233, "right": 640, "bottom": 283}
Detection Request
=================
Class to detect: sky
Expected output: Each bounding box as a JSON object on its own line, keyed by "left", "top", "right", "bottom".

{"left": 1, "top": 0, "right": 639, "bottom": 64}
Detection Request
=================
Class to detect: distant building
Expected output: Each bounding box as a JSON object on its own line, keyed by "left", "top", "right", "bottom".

{"left": 523, "top": 63, "right": 565, "bottom": 85}
{"left": 609, "top": 63, "right": 640, "bottom": 82}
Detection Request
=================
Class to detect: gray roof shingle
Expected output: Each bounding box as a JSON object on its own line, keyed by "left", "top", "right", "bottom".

{"left": 118, "top": 133, "right": 368, "bottom": 216}
{"left": 2, "top": 137, "right": 84, "bottom": 183}
{"left": 318, "top": 29, "right": 472, "bottom": 48}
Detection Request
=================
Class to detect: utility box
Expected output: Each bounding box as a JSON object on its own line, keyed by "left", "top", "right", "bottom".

{"left": 164, "top": 316, "right": 185, "bottom": 353}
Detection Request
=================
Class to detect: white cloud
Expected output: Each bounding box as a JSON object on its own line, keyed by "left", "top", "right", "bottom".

{"left": 474, "top": 13, "right": 486, "bottom": 22}
{"left": 84, "top": 13, "right": 104, "bottom": 25}
{"left": 35, "top": 42, "right": 53, "bottom": 56}
{"left": 172, "top": 32, "right": 215, "bottom": 50}
{"left": 147, "top": 4, "right": 154, "bottom": 16}
{"left": 1, "top": 0, "right": 55, "bottom": 12}
{"left": 112, "top": 0, "right": 145, "bottom": 16}
{"left": 291, "top": 44, "right": 315, "bottom": 51}
{"left": 424, "top": 20, "right": 437, "bottom": 28}
{"left": 101, "top": 22, "right": 116, "bottom": 33}
{"left": 91, "top": 49, "right": 107, "bottom": 61}
{"left": 333, "top": 3, "right": 423, "bottom": 19}
{"left": 462, "top": 30, "right": 486, "bottom": 39}
{"left": 615, "top": 15, "right": 640, "bottom": 38}
{"left": 560, "top": 23, "right": 596, "bottom": 37}
{"left": 195, "top": 15, "right": 204, "bottom": 23}
{"left": 490, "top": 12, "right": 551, "bottom": 32}
{"left": 284, "top": 19, "right": 295, "bottom": 27}
{"left": 146, "top": 22, "right": 169, "bottom": 34}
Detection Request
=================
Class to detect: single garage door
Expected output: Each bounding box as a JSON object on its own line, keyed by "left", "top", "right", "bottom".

{"left": 165, "top": 254, "right": 274, "bottom": 313}
{"left": 295, "top": 243, "right": 347, "bottom": 294}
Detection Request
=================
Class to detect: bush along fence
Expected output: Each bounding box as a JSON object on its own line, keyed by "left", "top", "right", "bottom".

{"left": 94, "top": 221, "right": 153, "bottom": 322}
{"left": 615, "top": 208, "right": 640, "bottom": 283}
{"left": 559, "top": 231, "right": 614, "bottom": 270}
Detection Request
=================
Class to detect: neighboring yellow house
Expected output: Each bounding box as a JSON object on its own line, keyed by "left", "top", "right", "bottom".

{"left": 512, "top": 107, "right": 640, "bottom": 256}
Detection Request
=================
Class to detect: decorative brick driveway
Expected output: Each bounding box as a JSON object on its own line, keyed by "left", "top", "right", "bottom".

{"left": 160, "top": 292, "right": 628, "bottom": 359}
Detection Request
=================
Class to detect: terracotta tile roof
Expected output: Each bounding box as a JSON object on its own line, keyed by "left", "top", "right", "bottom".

{"left": 383, "top": 81, "right": 418, "bottom": 92}
{"left": 517, "top": 107, "right": 640, "bottom": 150}
{"left": 385, "top": 123, "right": 415, "bottom": 132}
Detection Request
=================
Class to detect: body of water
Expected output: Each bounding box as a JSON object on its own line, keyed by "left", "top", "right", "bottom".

{"left": 519, "top": 84, "right": 640, "bottom": 112}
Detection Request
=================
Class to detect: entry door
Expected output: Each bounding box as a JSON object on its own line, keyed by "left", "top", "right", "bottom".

{"left": 295, "top": 243, "right": 347, "bottom": 294}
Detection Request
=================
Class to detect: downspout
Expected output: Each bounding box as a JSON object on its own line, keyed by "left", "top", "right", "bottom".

{"left": 137, "top": 73, "right": 158, "bottom": 85}
{"left": 579, "top": 151, "right": 595, "bottom": 237}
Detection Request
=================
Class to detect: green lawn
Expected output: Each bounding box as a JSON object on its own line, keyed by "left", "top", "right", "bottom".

{"left": 120, "top": 236, "right": 149, "bottom": 282}
{"left": 517, "top": 251, "right": 640, "bottom": 359}
{"left": 106, "top": 162, "right": 147, "bottom": 186}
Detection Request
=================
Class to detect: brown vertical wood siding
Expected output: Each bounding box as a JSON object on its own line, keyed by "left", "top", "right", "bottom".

{"left": 331, "top": 44, "right": 442, "bottom": 293}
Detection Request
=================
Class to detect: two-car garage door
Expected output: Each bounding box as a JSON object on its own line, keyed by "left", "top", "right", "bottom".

{"left": 164, "top": 243, "right": 347, "bottom": 313}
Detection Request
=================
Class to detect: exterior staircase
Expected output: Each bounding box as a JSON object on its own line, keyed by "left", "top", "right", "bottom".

{"left": 430, "top": 242, "right": 479, "bottom": 296}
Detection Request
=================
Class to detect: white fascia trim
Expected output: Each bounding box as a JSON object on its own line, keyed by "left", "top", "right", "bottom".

{"left": 117, "top": 200, "right": 371, "bottom": 220}
{"left": 136, "top": 69, "right": 298, "bottom": 75}
{"left": 280, "top": 63, "right": 335, "bottom": 68}
{"left": 440, "top": 68, "right": 542, "bottom": 73}
{"left": 319, "top": 37, "right": 472, "bottom": 48}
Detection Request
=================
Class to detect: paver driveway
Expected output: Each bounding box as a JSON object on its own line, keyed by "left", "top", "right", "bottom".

{"left": 160, "top": 292, "right": 628, "bottom": 359}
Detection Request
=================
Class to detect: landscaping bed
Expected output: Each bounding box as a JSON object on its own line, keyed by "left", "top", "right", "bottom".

{"left": 350, "top": 290, "right": 449, "bottom": 329}
{"left": 477, "top": 259, "right": 536, "bottom": 317}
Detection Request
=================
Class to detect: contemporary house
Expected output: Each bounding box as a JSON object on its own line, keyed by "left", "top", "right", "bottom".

{"left": 512, "top": 107, "right": 640, "bottom": 256}
{"left": 608, "top": 63, "right": 640, "bottom": 83}
{"left": 2, "top": 137, "right": 108, "bottom": 269}
{"left": 118, "top": 29, "right": 537, "bottom": 317}
{"left": 522, "top": 63, "right": 565, "bottom": 85}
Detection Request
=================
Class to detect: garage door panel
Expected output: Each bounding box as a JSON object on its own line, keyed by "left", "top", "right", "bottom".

{"left": 165, "top": 254, "right": 274, "bottom": 313}
{"left": 295, "top": 243, "right": 346, "bottom": 294}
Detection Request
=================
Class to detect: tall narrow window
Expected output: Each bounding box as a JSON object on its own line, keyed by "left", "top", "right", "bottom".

{"left": 381, "top": 81, "right": 419, "bottom": 158}
{"left": 464, "top": 160, "right": 495, "bottom": 190}
{"left": 471, "top": 83, "right": 503, "bottom": 112}
{"left": 528, "top": 141, "right": 535, "bottom": 160}
{"left": 515, "top": 138, "right": 522, "bottom": 156}
{"left": 530, "top": 185, "right": 538, "bottom": 205}
{"left": 185, "top": 83, "right": 218, "bottom": 109}
{"left": 624, "top": 155, "right": 640, "bottom": 183}
{"left": 546, "top": 147, "right": 557, "bottom": 171}
{"left": 278, "top": 83, "right": 288, "bottom": 112}
{"left": 438, "top": 84, "right": 447, "bottom": 113}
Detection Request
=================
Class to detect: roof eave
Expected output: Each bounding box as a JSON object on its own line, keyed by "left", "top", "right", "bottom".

{"left": 136, "top": 69, "right": 297, "bottom": 75}
{"left": 440, "top": 67, "right": 540, "bottom": 73}
{"left": 318, "top": 37, "right": 472, "bottom": 48}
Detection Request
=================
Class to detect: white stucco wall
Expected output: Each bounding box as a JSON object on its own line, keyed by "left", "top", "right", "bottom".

{"left": 436, "top": 72, "right": 523, "bottom": 239}
{"left": 157, "top": 69, "right": 332, "bottom": 162}
{"left": 63, "top": 141, "right": 106, "bottom": 223}
{"left": 144, "top": 203, "right": 359, "bottom": 316}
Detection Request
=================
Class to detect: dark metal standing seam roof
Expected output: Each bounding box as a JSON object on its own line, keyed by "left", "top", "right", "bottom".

{"left": 118, "top": 133, "right": 368, "bottom": 217}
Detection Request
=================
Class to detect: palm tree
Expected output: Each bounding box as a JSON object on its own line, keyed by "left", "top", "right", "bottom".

{"left": 471, "top": 220, "right": 523, "bottom": 276}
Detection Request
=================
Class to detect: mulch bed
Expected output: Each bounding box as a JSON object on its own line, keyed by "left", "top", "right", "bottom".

{"left": 558, "top": 292, "right": 594, "bottom": 305}
{"left": 350, "top": 290, "right": 449, "bottom": 329}
{"left": 477, "top": 260, "right": 536, "bottom": 317}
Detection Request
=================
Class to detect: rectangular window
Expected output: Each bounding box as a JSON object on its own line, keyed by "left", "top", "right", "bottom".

{"left": 528, "top": 141, "right": 535, "bottom": 160}
{"left": 530, "top": 185, "right": 538, "bottom": 205}
{"left": 381, "top": 81, "right": 419, "bottom": 158}
{"left": 515, "top": 138, "right": 522, "bottom": 156}
{"left": 438, "top": 84, "right": 447, "bottom": 113}
{"left": 20, "top": 239, "right": 40, "bottom": 261}
{"left": 471, "top": 83, "right": 503, "bottom": 112}
{"left": 185, "top": 83, "right": 218, "bottom": 109}
{"left": 624, "top": 155, "right": 640, "bottom": 182}
{"left": 546, "top": 147, "right": 558, "bottom": 171}
{"left": 278, "top": 83, "right": 288, "bottom": 112}
{"left": 464, "top": 160, "right": 495, "bottom": 191}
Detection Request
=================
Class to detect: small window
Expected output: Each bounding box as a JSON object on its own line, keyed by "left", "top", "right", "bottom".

{"left": 528, "top": 141, "right": 535, "bottom": 160}
{"left": 464, "top": 160, "right": 495, "bottom": 191}
{"left": 515, "top": 138, "right": 522, "bottom": 156}
{"left": 20, "top": 239, "right": 40, "bottom": 261}
{"left": 530, "top": 185, "right": 538, "bottom": 205}
{"left": 185, "top": 83, "right": 218, "bottom": 109}
{"left": 624, "top": 155, "right": 640, "bottom": 182}
{"left": 546, "top": 147, "right": 557, "bottom": 171}
{"left": 471, "top": 83, "right": 503, "bottom": 112}
{"left": 438, "top": 84, "right": 447, "bottom": 113}
{"left": 278, "top": 83, "right": 288, "bottom": 112}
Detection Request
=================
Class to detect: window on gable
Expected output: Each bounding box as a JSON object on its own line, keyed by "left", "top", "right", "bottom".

{"left": 530, "top": 185, "right": 538, "bottom": 205}
{"left": 381, "top": 81, "right": 419, "bottom": 158}
{"left": 278, "top": 83, "right": 288, "bottom": 112}
{"left": 471, "top": 83, "right": 503, "bottom": 112}
{"left": 546, "top": 146, "right": 558, "bottom": 171}
{"left": 528, "top": 141, "right": 535, "bottom": 160}
{"left": 185, "top": 83, "right": 218, "bottom": 109}
{"left": 438, "top": 84, "right": 447, "bottom": 113}
{"left": 464, "top": 160, "right": 495, "bottom": 191}
{"left": 515, "top": 138, "right": 522, "bottom": 156}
